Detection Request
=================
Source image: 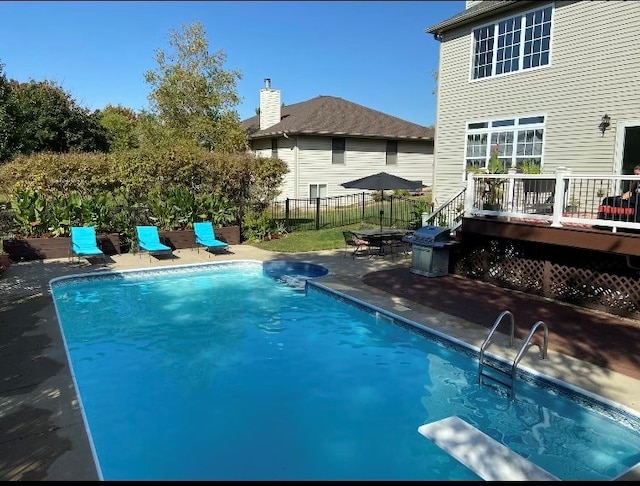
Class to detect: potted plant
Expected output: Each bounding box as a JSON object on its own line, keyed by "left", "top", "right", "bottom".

{"left": 516, "top": 159, "right": 550, "bottom": 194}
{"left": 516, "top": 159, "right": 541, "bottom": 175}
{"left": 467, "top": 145, "right": 506, "bottom": 211}
{"left": 565, "top": 196, "right": 579, "bottom": 213}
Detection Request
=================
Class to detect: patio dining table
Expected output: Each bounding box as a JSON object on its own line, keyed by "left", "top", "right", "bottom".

{"left": 351, "top": 228, "right": 414, "bottom": 258}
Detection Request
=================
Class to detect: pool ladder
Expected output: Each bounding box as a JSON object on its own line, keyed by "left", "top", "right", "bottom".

{"left": 478, "top": 310, "right": 549, "bottom": 399}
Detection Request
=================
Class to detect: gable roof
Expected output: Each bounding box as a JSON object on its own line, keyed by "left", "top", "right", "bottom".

{"left": 426, "top": 0, "right": 535, "bottom": 36}
{"left": 242, "top": 95, "right": 434, "bottom": 141}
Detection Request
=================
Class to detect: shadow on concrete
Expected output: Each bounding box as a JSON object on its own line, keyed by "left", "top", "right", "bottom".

{"left": 362, "top": 268, "right": 640, "bottom": 381}
{"left": 0, "top": 405, "right": 73, "bottom": 480}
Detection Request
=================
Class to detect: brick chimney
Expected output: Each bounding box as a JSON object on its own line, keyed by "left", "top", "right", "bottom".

{"left": 259, "top": 78, "right": 281, "bottom": 130}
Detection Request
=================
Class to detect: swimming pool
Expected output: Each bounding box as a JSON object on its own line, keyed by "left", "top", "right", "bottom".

{"left": 50, "top": 260, "right": 640, "bottom": 480}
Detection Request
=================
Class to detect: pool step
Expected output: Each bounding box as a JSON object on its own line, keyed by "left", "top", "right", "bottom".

{"left": 478, "top": 310, "right": 550, "bottom": 399}
{"left": 418, "top": 416, "right": 559, "bottom": 481}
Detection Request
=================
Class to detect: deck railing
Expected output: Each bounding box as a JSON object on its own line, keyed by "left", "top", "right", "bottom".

{"left": 464, "top": 169, "right": 640, "bottom": 233}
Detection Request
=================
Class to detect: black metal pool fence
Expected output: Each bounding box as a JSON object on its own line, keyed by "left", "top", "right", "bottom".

{"left": 265, "top": 192, "right": 432, "bottom": 232}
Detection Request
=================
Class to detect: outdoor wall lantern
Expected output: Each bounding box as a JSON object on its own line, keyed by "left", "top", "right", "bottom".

{"left": 598, "top": 114, "right": 611, "bottom": 136}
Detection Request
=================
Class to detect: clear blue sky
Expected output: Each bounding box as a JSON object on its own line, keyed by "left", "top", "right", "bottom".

{"left": 0, "top": 1, "right": 464, "bottom": 127}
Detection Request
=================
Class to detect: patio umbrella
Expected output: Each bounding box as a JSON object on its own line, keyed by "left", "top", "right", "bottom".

{"left": 341, "top": 172, "right": 423, "bottom": 230}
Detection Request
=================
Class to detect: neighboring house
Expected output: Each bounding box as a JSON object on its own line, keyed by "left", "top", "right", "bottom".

{"left": 241, "top": 79, "right": 434, "bottom": 200}
{"left": 425, "top": 0, "right": 640, "bottom": 206}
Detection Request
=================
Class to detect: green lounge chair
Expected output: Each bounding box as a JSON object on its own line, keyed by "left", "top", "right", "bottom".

{"left": 135, "top": 225, "right": 173, "bottom": 260}
{"left": 193, "top": 222, "right": 229, "bottom": 255}
{"left": 69, "top": 226, "right": 106, "bottom": 263}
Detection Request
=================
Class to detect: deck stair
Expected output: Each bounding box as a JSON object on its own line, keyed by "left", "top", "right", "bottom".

{"left": 478, "top": 310, "right": 549, "bottom": 399}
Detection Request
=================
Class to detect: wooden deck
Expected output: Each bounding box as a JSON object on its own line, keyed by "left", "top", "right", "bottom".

{"left": 461, "top": 216, "right": 640, "bottom": 257}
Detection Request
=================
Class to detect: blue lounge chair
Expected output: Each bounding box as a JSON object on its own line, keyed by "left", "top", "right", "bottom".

{"left": 69, "top": 226, "right": 106, "bottom": 263}
{"left": 193, "top": 222, "right": 229, "bottom": 255}
{"left": 135, "top": 225, "right": 174, "bottom": 260}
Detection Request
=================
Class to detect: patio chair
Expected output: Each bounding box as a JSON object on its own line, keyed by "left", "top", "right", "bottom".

{"left": 383, "top": 234, "right": 411, "bottom": 261}
{"left": 342, "top": 231, "right": 370, "bottom": 258}
{"left": 69, "top": 226, "right": 106, "bottom": 263}
{"left": 135, "top": 225, "right": 174, "bottom": 261}
{"left": 193, "top": 221, "right": 229, "bottom": 256}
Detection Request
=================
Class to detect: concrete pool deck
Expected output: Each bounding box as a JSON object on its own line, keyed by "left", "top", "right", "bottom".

{"left": 1, "top": 244, "right": 639, "bottom": 480}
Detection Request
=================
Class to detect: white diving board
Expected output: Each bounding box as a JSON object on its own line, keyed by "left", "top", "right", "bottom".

{"left": 418, "top": 416, "right": 560, "bottom": 481}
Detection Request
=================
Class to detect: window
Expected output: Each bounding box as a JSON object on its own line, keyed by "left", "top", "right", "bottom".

{"left": 464, "top": 115, "right": 545, "bottom": 173}
{"left": 472, "top": 4, "right": 552, "bottom": 79}
{"left": 332, "top": 137, "right": 345, "bottom": 164}
{"left": 271, "top": 138, "right": 277, "bottom": 159}
{"left": 309, "top": 184, "right": 327, "bottom": 199}
{"left": 386, "top": 140, "right": 398, "bottom": 165}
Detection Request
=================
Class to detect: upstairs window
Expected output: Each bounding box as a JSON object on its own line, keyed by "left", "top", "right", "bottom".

{"left": 472, "top": 4, "right": 552, "bottom": 79}
{"left": 386, "top": 140, "right": 398, "bottom": 165}
{"left": 332, "top": 137, "right": 345, "bottom": 164}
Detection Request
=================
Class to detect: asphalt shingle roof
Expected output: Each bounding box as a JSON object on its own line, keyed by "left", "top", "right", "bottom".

{"left": 242, "top": 95, "right": 434, "bottom": 141}
{"left": 425, "top": 0, "right": 532, "bottom": 35}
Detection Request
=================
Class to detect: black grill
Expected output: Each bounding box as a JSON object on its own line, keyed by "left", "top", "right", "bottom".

{"left": 403, "top": 225, "right": 453, "bottom": 248}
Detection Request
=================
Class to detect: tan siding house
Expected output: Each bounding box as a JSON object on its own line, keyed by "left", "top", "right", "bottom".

{"left": 242, "top": 80, "right": 434, "bottom": 200}
{"left": 426, "top": 0, "right": 640, "bottom": 205}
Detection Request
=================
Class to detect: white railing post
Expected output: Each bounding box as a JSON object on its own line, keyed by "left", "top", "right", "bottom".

{"left": 465, "top": 176, "right": 475, "bottom": 217}
{"left": 507, "top": 168, "right": 517, "bottom": 219}
{"left": 551, "top": 167, "right": 570, "bottom": 227}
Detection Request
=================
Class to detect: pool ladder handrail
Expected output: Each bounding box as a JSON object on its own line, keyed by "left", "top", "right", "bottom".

{"left": 478, "top": 310, "right": 549, "bottom": 399}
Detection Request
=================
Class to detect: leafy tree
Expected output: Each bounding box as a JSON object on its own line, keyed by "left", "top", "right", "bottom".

{"left": 8, "top": 78, "right": 108, "bottom": 157}
{"left": 0, "top": 62, "right": 19, "bottom": 163}
{"left": 143, "top": 21, "right": 248, "bottom": 153}
{"left": 98, "top": 104, "right": 140, "bottom": 152}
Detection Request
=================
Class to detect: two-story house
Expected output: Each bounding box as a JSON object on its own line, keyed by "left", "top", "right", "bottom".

{"left": 426, "top": 0, "right": 640, "bottom": 206}
{"left": 242, "top": 79, "right": 434, "bottom": 200}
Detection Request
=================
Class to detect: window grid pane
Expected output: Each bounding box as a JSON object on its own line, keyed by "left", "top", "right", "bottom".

{"left": 473, "top": 26, "right": 494, "bottom": 79}
{"left": 466, "top": 133, "right": 487, "bottom": 158}
{"left": 523, "top": 6, "right": 552, "bottom": 69}
{"left": 516, "top": 129, "right": 544, "bottom": 157}
{"left": 466, "top": 158, "right": 485, "bottom": 170}
{"left": 495, "top": 16, "right": 521, "bottom": 75}
{"left": 490, "top": 132, "right": 515, "bottom": 168}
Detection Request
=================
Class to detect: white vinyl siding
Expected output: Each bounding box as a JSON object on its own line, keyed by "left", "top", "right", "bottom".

{"left": 267, "top": 137, "right": 433, "bottom": 200}
{"left": 275, "top": 136, "right": 295, "bottom": 198}
{"left": 250, "top": 138, "right": 271, "bottom": 158}
{"left": 432, "top": 1, "right": 640, "bottom": 204}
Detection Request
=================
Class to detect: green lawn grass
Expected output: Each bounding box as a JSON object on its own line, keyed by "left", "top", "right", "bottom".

{"left": 251, "top": 223, "right": 380, "bottom": 252}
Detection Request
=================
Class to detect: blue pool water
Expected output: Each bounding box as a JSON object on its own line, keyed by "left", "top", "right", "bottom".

{"left": 50, "top": 261, "right": 640, "bottom": 480}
